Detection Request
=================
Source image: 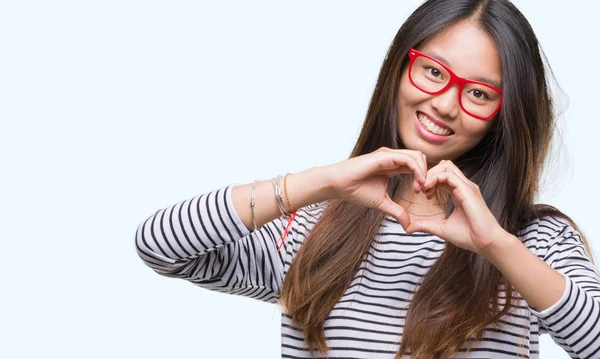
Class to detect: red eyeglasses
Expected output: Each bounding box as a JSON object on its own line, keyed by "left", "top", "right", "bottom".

{"left": 407, "top": 48, "right": 503, "bottom": 120}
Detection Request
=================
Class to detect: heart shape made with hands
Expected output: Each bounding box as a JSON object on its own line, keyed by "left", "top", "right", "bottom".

{"left": 400, "top": 159, "right": 505, "bottom": 255}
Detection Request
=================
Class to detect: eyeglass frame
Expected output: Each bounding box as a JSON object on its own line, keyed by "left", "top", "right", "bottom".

{"left": 407, "top": 48, "right": 503, "bottom": 120}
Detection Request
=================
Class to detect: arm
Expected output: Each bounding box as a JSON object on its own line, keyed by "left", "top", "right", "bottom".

{"left": 135, "top": 166, "right": 332, "bottom": 302}
{"left": 483, "top": 218, "right": 600, "bottom": 358}
{"left": 401, "top": 159, "right": 600, "bottom": 356}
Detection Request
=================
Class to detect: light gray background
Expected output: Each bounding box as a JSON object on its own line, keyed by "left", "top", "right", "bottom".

{"left": 1, "top": 1, "right": 598, "bottom": 358}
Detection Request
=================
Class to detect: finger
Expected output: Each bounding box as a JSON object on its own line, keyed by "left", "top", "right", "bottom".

{"left": 423, "top": 160, "right": 466, "bottom": 199}
{"left": 377, "top": 195, "right": 411, "bottom": 230}
{"left": 423, "top": 171, "right": 467, "bottom": 200}
{"left": 423, "top": 171, "right": 483, "bottom": 216}
{"left": 424, "top": 162, "right": 469, "bottom": 189}
{"left": 413, "top": 178, "right": 422, "bottom": 193}
{"left": 391, "top": 149, "right": 427, "bottom": 186}
{"left": 426, "top": 159, "right": 469, "bottom": 185}
{"left": 376, "top": 168, "right": 424, "bottom": 194}
{"left": 416, "top": 152, "right": 428, "bottom": 190}
{"left": 410, "top": 151, "right": 427, "bottom": 185}
{"left": 423, "top": 167, "right": 455, "bottom": 194}
{"left": 438, "top": 160, "right": 471, "bottom": 184}
{"left": 402, "top": 151, "right": 426, "bottom": 192}
{"left": 378, "top": 152, "right": 426, "bottom": 184}
{"left": 404, "top": 152, "right": 427, "bottom": 185}
{"left": 424, "top": 160, "right": 449, "bottom": 180}
{"left": 405, "top": 217, "right": 445, "bottom": 237}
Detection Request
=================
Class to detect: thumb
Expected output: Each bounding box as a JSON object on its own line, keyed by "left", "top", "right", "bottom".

{"left": 405, "top": 218, "right": 444, "bottom": 237}
{"left": 377, "top": 195, "right": 411, "bottom": 230}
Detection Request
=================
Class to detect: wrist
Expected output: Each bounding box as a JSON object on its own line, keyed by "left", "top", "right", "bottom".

{"left": 286, "top": 166, "right": 334, "bottom": 210}
{"left": 311, "top": 165, "right": 336, "bottom": 203}
{"left": 480, "top": 229, "right": 521, "bottom": 263}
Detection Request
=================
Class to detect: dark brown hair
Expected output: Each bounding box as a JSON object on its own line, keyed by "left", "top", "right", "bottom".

{"left": 280, "top": 0, "right": 594, "bottom": 358}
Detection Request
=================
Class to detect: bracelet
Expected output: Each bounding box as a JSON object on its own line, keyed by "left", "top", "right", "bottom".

{"left": 251, "top": 180, "right": 259, "bottom": 231}
{"left": 275, "top": 176, "right": 290, "bottom": 217}
{"left": 271, "top": 176, "right": 292, "bottom": 217}
{"left": 283, "top": 173, "right": 294, "bottom": 213}
{"left": 277, "top": 174, "right": 294, "bottom": 216}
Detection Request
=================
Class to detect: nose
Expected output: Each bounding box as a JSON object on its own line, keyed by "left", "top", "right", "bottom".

{"left": 430, "top": 84, "right": 460, "bottom": 119}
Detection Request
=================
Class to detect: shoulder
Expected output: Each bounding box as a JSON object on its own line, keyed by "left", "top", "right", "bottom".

{"left": 517, "top": 215, "right": 572, "bottom": 242}
{"left": 517, "top": 214, "right": 585, "bottom": 259}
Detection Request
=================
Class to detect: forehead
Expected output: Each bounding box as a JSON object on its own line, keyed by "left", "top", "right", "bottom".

{"left": 417, "top": 21, "right": 502, "bottom": 87}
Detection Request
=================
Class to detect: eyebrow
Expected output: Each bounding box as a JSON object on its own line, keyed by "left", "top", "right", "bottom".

{"left": 428, "top": 51, "right": 502, "bottom": 89}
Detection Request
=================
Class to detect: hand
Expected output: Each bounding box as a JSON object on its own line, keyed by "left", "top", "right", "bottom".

{"left": 327, "top": 147, "right": 427, "bottom": 230}
{"left": 405, "top": 159, "right": 506, "bottom": 255}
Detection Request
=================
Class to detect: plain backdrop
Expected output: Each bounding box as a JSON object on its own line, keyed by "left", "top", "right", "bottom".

{"left": 1, "top": 1, "right": 598, "bottom": 358}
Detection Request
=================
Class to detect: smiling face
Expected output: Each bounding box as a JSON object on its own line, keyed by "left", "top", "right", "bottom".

{"left": 397, "top": 20, "right": 503, "bottom": 164}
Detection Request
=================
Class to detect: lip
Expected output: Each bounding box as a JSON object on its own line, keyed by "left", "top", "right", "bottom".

{"left": 415, "top": 112, "right": 453, "bottom": 143}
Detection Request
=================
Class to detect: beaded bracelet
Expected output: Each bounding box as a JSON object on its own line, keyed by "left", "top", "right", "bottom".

{"left": 283, "top": 173, "right": 293, "bottom": 213}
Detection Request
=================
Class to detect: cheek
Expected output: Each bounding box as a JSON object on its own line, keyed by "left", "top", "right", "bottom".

{"left": 399, "top": 73, "right": 424, "bottom": 106}
{"left": 398, "top": 73, "right": 429, "bottom": 117}
{"left": 460, "top": 119, "right": 494, "bottom": 146}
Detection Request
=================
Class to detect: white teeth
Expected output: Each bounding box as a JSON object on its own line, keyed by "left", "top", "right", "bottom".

{"left": 417, "top": 112, "right": 452, "bottom": 136}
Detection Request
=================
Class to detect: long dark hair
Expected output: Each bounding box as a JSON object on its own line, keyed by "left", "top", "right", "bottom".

{"left": 280, "top": 1, "right": 594, "bottom": 358}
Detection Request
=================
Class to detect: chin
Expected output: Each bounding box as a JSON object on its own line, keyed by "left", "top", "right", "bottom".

{"left": 399, "top": 138, "right": 443, "bottom": 162}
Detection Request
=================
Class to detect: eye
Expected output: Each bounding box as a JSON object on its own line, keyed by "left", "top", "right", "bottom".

{"left": 469, "top": 89, "right": 491, "bottom": 100}
{"left": 424, "top": 66, "right": 443, "bottom": 79}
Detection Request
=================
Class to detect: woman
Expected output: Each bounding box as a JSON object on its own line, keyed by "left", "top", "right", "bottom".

{"left": 135, "top": 0, "right": 600, "bottom": 358}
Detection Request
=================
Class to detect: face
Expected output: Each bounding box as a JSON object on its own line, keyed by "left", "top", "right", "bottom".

{"left": 397, "top": 20, "right": 503, "bottom": 165}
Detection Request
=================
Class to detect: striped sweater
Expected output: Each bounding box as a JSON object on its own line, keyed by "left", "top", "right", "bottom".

{"left": 135, "top": 184, "right": 600, "bottom": 358}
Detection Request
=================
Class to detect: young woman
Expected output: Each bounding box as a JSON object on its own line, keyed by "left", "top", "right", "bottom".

{"left": 135, "top": 0, "right": 600, "bottom": 358}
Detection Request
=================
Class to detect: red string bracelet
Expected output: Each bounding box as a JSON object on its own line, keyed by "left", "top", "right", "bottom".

{"left": 276, "top": 211, "right": 296, "bottom": 252}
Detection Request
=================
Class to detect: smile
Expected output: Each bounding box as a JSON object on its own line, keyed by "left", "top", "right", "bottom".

{"left": 415, "top": 111, "right": 454, "bottom": 143}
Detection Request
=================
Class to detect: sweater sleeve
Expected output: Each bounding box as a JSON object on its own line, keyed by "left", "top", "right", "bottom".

{"left": 134, "top": 184, "right": 295, "bottom": 303}
{"left": 529, "top": 219, "right": 600, "bottom": 359}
